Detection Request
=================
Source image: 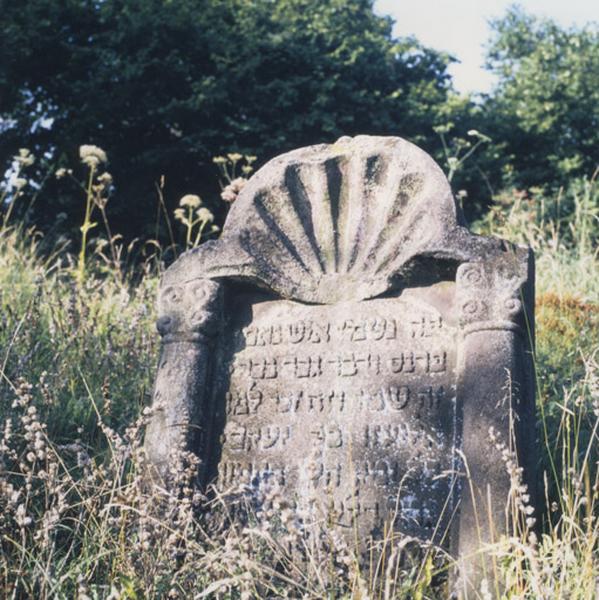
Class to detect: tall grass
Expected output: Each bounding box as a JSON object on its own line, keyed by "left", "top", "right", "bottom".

{"left": 0, "top": 172, "right": 597, "bottom": 598}
{"left": 473, "top": 177, "right": 598, "bottom": 599}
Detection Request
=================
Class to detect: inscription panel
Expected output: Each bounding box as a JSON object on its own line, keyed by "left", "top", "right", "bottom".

{"left": 212, "top": 282, "right": 458, "bottom": 541}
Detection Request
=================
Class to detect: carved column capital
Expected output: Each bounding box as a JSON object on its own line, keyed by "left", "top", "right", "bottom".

{"left": 456, "top": 253, "right": 529, "bottom": 337}
{"left": 144, "top": 277, "right": 223, "bottom": 484}
{"left": 156, "top": 278, "right": 222, "bottom": 344}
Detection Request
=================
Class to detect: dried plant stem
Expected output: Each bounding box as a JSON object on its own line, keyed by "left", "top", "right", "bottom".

{"left": 77, "top": 164, "right": 96, "bottom": 283}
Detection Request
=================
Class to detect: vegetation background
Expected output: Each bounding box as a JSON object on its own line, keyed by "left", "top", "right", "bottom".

{"left": 0, "top": 0, "right": 597, "bottom": 598}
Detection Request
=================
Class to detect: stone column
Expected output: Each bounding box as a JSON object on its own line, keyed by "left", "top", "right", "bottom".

{"left": 454, "top": 248, "right": 535, "bottom": 596}
{"left": 144, "top": 278, "right": 222, "bottom": 485}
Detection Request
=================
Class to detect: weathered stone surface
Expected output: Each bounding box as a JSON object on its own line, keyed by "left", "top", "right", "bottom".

{"left": 144, "top": 135, "right": 536, "bottom": 596}
{"left": 212, "top": 283, "right": 458, "bottom": 540}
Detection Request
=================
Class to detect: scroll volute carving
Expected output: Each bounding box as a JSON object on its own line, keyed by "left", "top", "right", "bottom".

{"left": 456, "top": 250, "right": 530, "bottom": 334}
{"left": 156, "top": 278, "right": 222, "bottom": 343}
{"left": 144, "top": 277, "right": 223, "bottom": 482}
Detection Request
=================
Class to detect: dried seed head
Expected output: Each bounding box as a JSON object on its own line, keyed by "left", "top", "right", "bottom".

{"left": 179, "top": 194, "right": 202, "bottom": 209}
{"left": 196, "top": 207, "right": 214, "bottom": 223}
{"left": 79, "top": 144, "right": 107, "bottom": 168}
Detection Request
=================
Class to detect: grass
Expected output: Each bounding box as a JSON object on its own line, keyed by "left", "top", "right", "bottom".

{"left": 0, "top": 171, "right": 597, "bottom": 598}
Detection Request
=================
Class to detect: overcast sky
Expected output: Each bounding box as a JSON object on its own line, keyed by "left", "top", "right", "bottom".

{"left": 374, "top": 0, "right": 599, "bottom": 94}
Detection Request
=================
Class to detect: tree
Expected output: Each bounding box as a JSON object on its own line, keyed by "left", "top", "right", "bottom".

{"left": 0, "top": 0, "right": 455, "bottom": 241}
{"left": 483, "top": 6, "right": 599, "bottom": 189}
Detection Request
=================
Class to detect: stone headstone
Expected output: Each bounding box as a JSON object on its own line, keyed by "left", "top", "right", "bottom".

{"left": 144, "top": 136, "right": 536, "bottom": 594}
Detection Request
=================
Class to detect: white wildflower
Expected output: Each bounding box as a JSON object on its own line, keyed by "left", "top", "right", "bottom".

{"left": 179, "top": 194, "right": 202, "bottom": 209}
{"left": 16, "top": 148, "right": 35, "bottom": 167}
{"left": 220, "top": 177, "right": 247, "bottom": 203}
{"left": 220, "top": 188, "right": 237, "bottom": 203}
{"left": 433, "top": 123, "right": 453, "bottom": 135}
{"left": 79, "top": 144, "right": 107, "bottom": 168}
{"left": 97, "top": 172, "right": 113, "bottom": 186}
{"left": 467, "top": 129, "right": 491, "bottom": 142}
{"left": 196, "top": 207, "right": 214, "bottom": 223}
{"left": 15, "top": 504, "right": 32, "bottom": 527}
{"left": 55, "top": 167, "right": 73, "bottom": 179}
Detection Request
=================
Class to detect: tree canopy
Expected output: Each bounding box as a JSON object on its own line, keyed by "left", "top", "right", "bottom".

{"left": 1, "top": 0, "right": 455, "bottom": 239}
{"left": 2, "top": 2, "right": 597, "bottom": 241}
{"left": 483, "top": 6, "right": 599, "bottom": 187}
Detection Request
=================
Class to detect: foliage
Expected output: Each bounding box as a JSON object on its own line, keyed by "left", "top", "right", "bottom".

{"left": 0, "top": 0, "right": 455, "bottom": 241}
{"left": 474, "top": 175, "right": 599, "bottom": 523}
{"left": 0, "top": 162, "right": 597, "bottom": 596}
{"left": 483, "top": 6, "right": 599, "bottom": 190}
{"left": 0, "top": 226, "right": 159, "bottom": 445}
{"left": 2, "top": 3, "right": 598, "bottom": 232}
{"left": 474, "top": 174, "right": 599, "bottom": 303}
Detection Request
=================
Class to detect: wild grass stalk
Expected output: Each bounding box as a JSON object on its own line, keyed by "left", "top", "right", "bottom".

{"left": 0, "top": 171, "right": 596, "bottom": 598}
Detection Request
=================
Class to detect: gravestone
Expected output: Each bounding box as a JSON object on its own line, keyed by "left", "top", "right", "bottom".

{"left": 144, "top": 136, "right": 536, "bottom": 594}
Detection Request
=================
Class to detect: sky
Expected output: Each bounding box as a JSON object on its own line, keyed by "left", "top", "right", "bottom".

{"left": 374, "top": 0, "right": 599, "bottom": 94}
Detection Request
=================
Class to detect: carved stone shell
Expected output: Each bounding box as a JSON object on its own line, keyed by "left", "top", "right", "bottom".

{"left": 164, "top": 135, "right": 496, "bottom": 303}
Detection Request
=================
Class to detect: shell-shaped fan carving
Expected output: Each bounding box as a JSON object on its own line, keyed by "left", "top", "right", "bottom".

{"left": 165, "top": 136, "right": 474, "bottom": 303}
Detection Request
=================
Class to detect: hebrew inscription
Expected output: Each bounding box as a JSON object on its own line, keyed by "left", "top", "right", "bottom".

{"left": 212, "top": 283, "right": 459, "bottom": 540}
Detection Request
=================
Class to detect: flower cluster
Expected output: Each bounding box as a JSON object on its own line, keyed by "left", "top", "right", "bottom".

{"left": 174, "top": 194, "right": 217, "bottom": 249}
{"left": 79, "top": 144, "right": 107, "bottom": 169}
{"left": 55, "top": 167, "right": 73, "bottom": 179}
{"left": 213, "top": 153, "right": 256, "bottom": 204}
{"left": 1, "top": 148, "right": 37, "bottom": 225}
{"left": 220, "top": 177, "right": 247, "bottom": 203}
{"left": 179, "top": 194, "right": 202, "bottom": 209}
{"left": 15, "top": 148, "right": 35, "bottom": 168}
